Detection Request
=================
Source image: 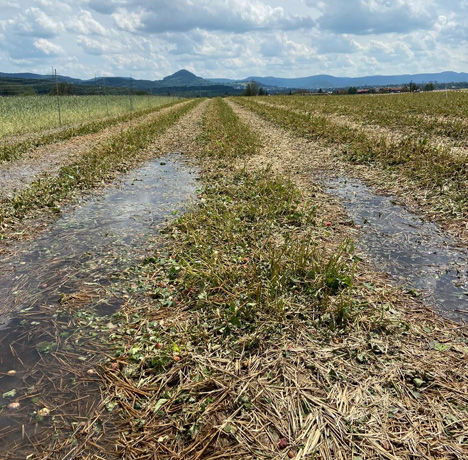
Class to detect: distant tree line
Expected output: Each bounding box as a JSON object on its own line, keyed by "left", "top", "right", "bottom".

{"left": 242, "top": 81, "right": 267, "bottom": 96}
{"left": 0, "top": 76, "right": 243, "bottom": 97}
{"left": 343, "top": 81, "right": 436, "bottom": 95}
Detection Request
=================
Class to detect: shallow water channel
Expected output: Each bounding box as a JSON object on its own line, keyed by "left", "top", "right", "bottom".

{"left": 0, "top": 154, "right": 198, "bottom": 452}
{"left": 324, "top": 176, "right": 468, "bottom": 323}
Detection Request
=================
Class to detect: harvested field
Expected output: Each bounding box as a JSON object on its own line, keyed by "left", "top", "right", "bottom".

{"left": 0, "top": 100, "right": 190, "bottom": 199}
{"left": 235, "top": 96, "right": 468, "bottom": 242}
{"left": 0, "top": 95, "right": 467, "bottom": 460}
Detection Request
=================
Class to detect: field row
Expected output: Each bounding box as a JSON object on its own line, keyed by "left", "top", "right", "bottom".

{"left": 0, "top": 99, "right": 183, "bottom": 165}
{"left": 0, "top": 99, "right": 200, "bottom": 232}
{"left": 1, "top": 98, "right": 467, "bottom": 460}
{"left": 263, "top": 92, "right": 468, "bottom": 142}
{"left": 236, "top": 96, "right": 468, "bottom": 225}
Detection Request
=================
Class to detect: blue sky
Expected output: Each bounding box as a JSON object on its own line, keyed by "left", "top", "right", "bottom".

{"left": 0, "top": 0, "right": 467, "bottom": 80}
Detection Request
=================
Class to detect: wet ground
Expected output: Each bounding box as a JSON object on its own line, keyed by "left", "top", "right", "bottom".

{"left": 0, "top": 154, "right": 198, "bottom": 452}
{"left": 324, "top": 175, "right": 468, "bottom": 322}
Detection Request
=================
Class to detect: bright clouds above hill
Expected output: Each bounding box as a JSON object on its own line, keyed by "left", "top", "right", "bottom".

{"left": 0, "top": 0, "right": 466, "bottom": 79}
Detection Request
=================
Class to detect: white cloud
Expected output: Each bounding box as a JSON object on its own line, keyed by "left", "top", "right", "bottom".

{"left": 101, "top": 0, "right": 315, "bottom": 33}
{"left": 68, "top": 10, "right": 108, "bottom": 35}
{"left": 12, "top": 7, "right": 64, "bottom": 37}
{"left": 33, "top": 37, "right": 65, "bottom": 55}
{"left": 0, "top": 0, "right": 467, "bottom": 80}
{"left": 315, "top": 33, "right": 359, "bottom": 54}
{"left": 112, "top": 8, "right": 143, "bottom": 32}
{"left": 261, "top": 33, "right": 311, "bottom": 57}
{"left": 77, "top": 35, "right": 110, "bottom": 55}
{"left": 0, "top": 0, "right": 20, "bottom": 7}
{"left": 314, "top": 0, "right": 435, "bottom": 35}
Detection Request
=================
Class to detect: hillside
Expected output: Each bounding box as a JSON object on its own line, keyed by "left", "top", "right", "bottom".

{"left": 0, "top": 69, "right": 240, "bottom": 97}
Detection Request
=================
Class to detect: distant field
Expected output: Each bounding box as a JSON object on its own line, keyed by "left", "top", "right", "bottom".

{"left": 267, "top": 90, "right": 468, "bottom": 123}
{"left": 0, "top": 95, "right": 176, "bottom": 138}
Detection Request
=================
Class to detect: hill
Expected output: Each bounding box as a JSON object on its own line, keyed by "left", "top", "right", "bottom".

{"left": 160, "top": 69, "right": 212, "bottom": 87}
{"left": 0, "top": 70, "right": 241, "bottom": 97}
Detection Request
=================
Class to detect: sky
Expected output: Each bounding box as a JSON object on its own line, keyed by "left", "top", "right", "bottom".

{"left": 0, "top": 0, "right": 467, "bottom": 80}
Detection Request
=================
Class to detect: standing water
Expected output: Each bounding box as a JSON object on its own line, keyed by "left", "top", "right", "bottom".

{"left": 0, "top": 154, "right": 198, "bottom": 453}
{"left": 324, "top": 176, "right": 468, "bottom": 322}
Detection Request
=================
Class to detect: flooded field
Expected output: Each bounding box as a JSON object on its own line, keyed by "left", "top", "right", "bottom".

{"left": 324, "top": 176, "right": 468, "bottom": 322}
{"left": 0, "top": 154, "right": 198, "bottom": 452}
{"left": 0, "top": 95, "right": 467, "bottom": 459}
{"left": 0, "top": 154, "right": 197, "bottom": 324}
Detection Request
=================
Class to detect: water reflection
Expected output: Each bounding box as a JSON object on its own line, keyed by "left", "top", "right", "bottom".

{"left": 0, "top": 155, "right": 198, "bottom": 325}
{"left": 324, "top": 176, "right": 468, "bottom": 322}
{"left": 0, "top": 154, "right": 198, "bottom": 452}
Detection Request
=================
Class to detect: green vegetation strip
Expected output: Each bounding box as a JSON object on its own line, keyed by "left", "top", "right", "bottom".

{"left": 94, "top": 98, "right": 467, "bottom": 459}
{"left": 199, "top": 96, "right": 261, "bottom": 158}
{"left": 0, "top": 99, "right": 181, "bottom": 163}
{"left": 236, "top": 97, "right": 468, "bottom": 219}
{"left": 0, "top": 99, "right": 202, "bottom": 229}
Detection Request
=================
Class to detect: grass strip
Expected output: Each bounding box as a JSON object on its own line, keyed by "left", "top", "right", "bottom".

{"left": 199, "top": 96, "right": 261, "bottom": 158}
{"left": 87, "top": 98, "right": 466, "bottom": 460}
{"left": 0, "top": 99, "right": 182, "bottom": 164}
{"left": 235, "top": 97, "right": 468, "bottom": 219}
{"left": 0, "top": 99, "right": 202, "bottom": 230}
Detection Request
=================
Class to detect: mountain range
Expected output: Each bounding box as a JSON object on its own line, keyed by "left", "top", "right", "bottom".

{"left": 1, "top": 69, "right": 468, "bottom": 94}
{"left": 211, "top": 71, "right": 468, "bottom": 89}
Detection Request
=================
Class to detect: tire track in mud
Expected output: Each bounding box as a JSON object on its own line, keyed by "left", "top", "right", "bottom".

{"left": 0, "top": 100, "right": 193, "bottom": 199}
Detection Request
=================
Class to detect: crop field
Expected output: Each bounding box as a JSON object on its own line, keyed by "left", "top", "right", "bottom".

{"left": 237, "top": 92, "right": 468, "bottom": 226}
{"left": 0, "top": 95, "right": 467, "bottom": 460}
{"left": 0, "top": 95, "right": 176, "bottom": 138}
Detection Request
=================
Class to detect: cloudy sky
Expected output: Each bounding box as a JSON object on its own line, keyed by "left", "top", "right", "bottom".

{"left": 0, "top": 0, "right": 467, "bottom": 80}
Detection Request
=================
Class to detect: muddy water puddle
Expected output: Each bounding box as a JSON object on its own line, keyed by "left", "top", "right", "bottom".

{"left": 0, "top": 154, "right": 198, "bottom": 453}
{"left": 324, "top": 176, "right": 468, "bottom": 322}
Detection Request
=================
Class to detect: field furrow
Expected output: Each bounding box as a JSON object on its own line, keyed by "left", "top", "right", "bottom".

{"left": 235, "top": 97, "right": 468, "bottom": 242}
{"left": 0, "top": 99, "right": 205, "bottom": 242}
{"left": 266, "top": 92, "right": 468, "bottom": 133}
{"left": 255, "top": 99, "right": 468, "bottom": 151}
{"left": 83, "top": 98, "right": 466, "bottom": 460}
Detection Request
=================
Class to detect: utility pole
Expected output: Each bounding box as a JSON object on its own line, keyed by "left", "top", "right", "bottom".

{"left": 129, "top": 76, "right": 134, "bottom": 111}
{"left": 103, "top": 77, "right": 110, "bottom": 116}
{"left": 54, "top": 68, "right": 62, "bottom": 127}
